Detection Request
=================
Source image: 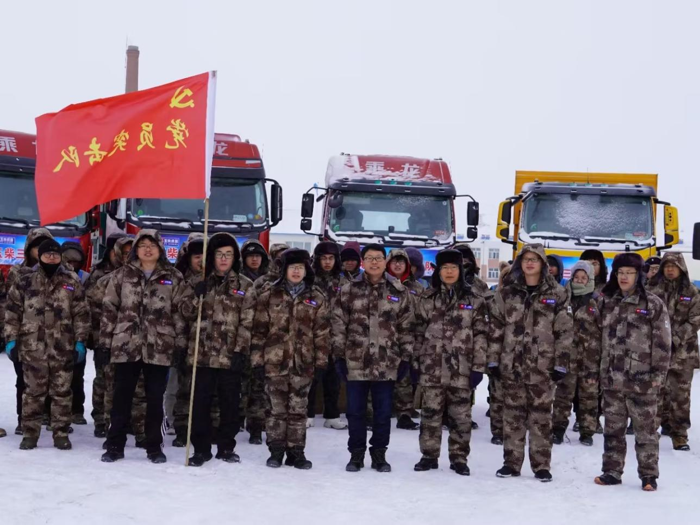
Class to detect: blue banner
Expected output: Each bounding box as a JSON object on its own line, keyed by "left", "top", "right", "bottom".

{"left": 160, "top": 233, "right": 254, "bottom": 263}
{"left": 0, "top": 233, "right": 79, "bottom": 266}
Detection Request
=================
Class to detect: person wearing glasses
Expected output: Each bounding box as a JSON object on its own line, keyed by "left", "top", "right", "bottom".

{"left": 183, "top": 233, "right": 255, "bottom": 467}
{"left": 488, "top": 243, "right": 572, "bottom": 483}
{"left": 100, "top": 230, "right": 192, "bottom": 464}
{"left": 333, "top": 244, "right": 414, "bottom": 473}
{"left": 251, "top": 249, "right": 330, "bottom": 469}
{"left": 4, "top": 238, "right": 90, "bottom": 451}
{"left": 595, "top": 253, "right": 671, "bottom": 491}
{"left": 580, "top": 250, "right": 609, "bottom": 293}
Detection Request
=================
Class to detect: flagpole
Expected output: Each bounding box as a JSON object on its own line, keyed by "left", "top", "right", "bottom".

{"left": 185, "top": 198, "right": 209, "bottom": 466}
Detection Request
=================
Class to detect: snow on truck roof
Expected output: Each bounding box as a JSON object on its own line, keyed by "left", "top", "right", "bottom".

{"left": 325, "top": 154, "right": 453, "bottom": 187}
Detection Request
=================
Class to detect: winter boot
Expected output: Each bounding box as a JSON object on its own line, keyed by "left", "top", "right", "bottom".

{"left": 94, "top": 424, "right": 107, "bottom": 438}
{"left": 660, "top": 426, "right": 671, "bottom": 437}
{"left": 188, "top": 452, "right": 213, "bottom": 467}
{"left": 147, "top": 451, "right": 167, "bottom": 464}
{"left": 19, "top": 437, "right": 38, "bottom": 450}
{"left": 414, "top": 457, "right": 438, "bottom": 471}
{"left": 496, "top": 465, "right": 520, "bottom": 478}
{"left": 642, "top": 477, "right": 658, "bottom": 492}
{"left": 346, "top": 448, "right": 366, "bottom": 472}
{"left": 672, "top": 436, "right": 690, "bottom": 451}
{"left": 101, "top": 448, "right": 125, "bottom": 463}
{"left": 410, "top": 409, "right": 420, "bottom": 419}
{"left": 72, "top": 414, "right": 87, "bottom": 425}
{"left": 266, "top": 446, "right": 285, "bottom": 468}
{"left": 485, "top": 408, "right": 491, "bottom": 418}
{"left": 451, "top": 463, "right": 470, "bottom": 476}
{"left": 0, "top": 428, "right": 5, "bottom": 438}
{"left": 135, "top": 434, "right": 147, "bottom": 449}
{"left": 370, "top": 448, "right": 391, "bottom": 472}
{"left": 595, "top": 473, "right": 622, "bottom": 486}
{"left": 284, "top": 448, "right": 297, "bottom": 466}
{"left": 292, "top": 447, "right": 312, "bottom": 470}
{"left": 491, "top": 435, "right": 503, "bottom": 446}
{"left": 172, "top": 434, "right": 186, "bottom": 447}
{"left": 596, "top": 419, "right": 604, "bottom": 434}
{"left": 471, "top": 421, "right": 479, "bottom": 430}
{"left": 579, "top": 435, "right": 594, "bottom": 446}
{"left": 42, "top": 414, "right": 50, "bottom": 427}
{"left": 248, "top": 425, "right": 263, "bottom": 445}
{"left": 535, "top": 469, "right": 552, "bottom": 482}
{"left": 552, "top": 428, "right": 565, "bottom": 445}
{"left": 572, "top": 421, "right": 579, "bottom": 432}
{"left": 396, "top": 414, "right": 419, "bottom": 430}
{"left": 626, "top": 421, "right": 634, "bottom": 435}
{"left": 15, "top": 423, "right": 22, "bottom": 436}
{"left": 54, "top": 436, "right": 72, "bottom": 450}
{"left": 213, "top": 448, "right": 239, "bottom": 462}
{"left": 324, "top": 418, "right": 348, "bottom": 430}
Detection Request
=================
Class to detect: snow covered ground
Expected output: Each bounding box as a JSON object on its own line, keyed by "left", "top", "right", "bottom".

{"left": 1, "top": 356, "right": 698, "bottom": 525}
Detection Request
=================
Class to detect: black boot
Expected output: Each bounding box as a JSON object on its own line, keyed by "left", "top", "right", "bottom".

{"left": 19, "top": 437, "right": 38, "bottom": 450}
{"left": 292, "top": 447, "right": 312, "bottom": 470}
{"left": 147, "top": 451, "right": 167, "bottom": 464}
{"left": 641, "top": 477, "right": 658, "bottom": 492}
{"left": 414, "top": 457, "right": 438, "bottom": 471}
{"left": 249, "top": 427, "right": 263, "bottom": 445}
{"left": 552, "top": 428, "right": 565, "bottom": 445}
{"left": 216, "top": 449, "right": 241, "bottom": 463}
{"left": 491, "top": 435, "right": 503, "bottom": 445}
{"left": 451, "top": 463, "right": 470, "bottom": 476}
{"left": 572, "top": 421, "right": 579, "bottom": 432}
{"left": 496, "top": 465, "right": 520, "bottom": 478}
{"left": 284, "top": 448, "right": 296, "bottom": 466}
{"left": 54, "top": 436, "right": 72, "bottom": 450}
{"left": 370, "top": 448, "right": 391, "bottom": 473}
{"left": 14, "top": 424, "right": 22, "bottom": 436}
{"left": 346, "top": 448, "right": 365, "bottom": 472}
{"left": 396, "top": 414, "right": 419, "bottom": 430}
{"left": 72, "top": 414, "right": 87, "bottom": 425}
{"left": 94, "top": 424, "right": 106, "bottom": 438}
{"left": 595, "top": 473, "right": 621, "bottom": 486}
{"left": 471, "top": 421, "right": 479, "bottom": 430}
{"left": 626, "top": 421, "right": 634, "bottom": 435}
{"left": 172, "top": 433, "right": 186, "bottom": 447}
{"left": 579, "top": 435, "right": 594, "bottom": 446}
{"left": 188, "top": 452, "right": 213, "bottom": 467}
{"left": 266, "top": 446, "right": 285, "bottom": 468}
{"left": 535, "top": 469, "right": 553, "bottom": 482}
{"left": 101, "top": 447, "right": 125, "bottom": 463}
{"left": 135, "top": 436, "right": 147, "bottom": 449}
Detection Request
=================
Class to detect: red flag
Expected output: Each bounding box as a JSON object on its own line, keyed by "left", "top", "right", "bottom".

{"left": 35, "top": 71, "right": 217, "bottom": 225}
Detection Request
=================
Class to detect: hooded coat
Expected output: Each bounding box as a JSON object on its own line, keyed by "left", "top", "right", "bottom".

{"left": 451, "top": 242, "right": 491, "bottom": 298}
{"left": 61, "top": 241, "right": 90, "bottom": 284}
{"left": 340, "top": 241, "right": 363, "bottom": 280}
{"left": 546, "top": 255, "right": 564, "bottom": 284}
{"left": 312, "top": 242, "right": 347, "bottom": 309}
{"left": 646, "top": 252, "right": 700, "bottom": 370}
{"left": 99, "top": 229, "right": 193, "bottom": 367}
{"left": 387, "top": 248, "right": 425, "bottom": 298}
{"left": 563, "top": 279, "right": 602, "bottom": 379}
{"left": 181, "top": 233, "right": 255, "bottom": 369}
{"left": 254, "top": 243, "right": 289, "bottom": 290}
{"left": 487, "top": 244, "right": 573, "bottom": 384}
{"left": 250, "top": 249, "right": 330, "bottom": 378}
{"left": 174, "top": 232, "right": 205, "bottom": 285}
{"left": 6, "top": 227, "right": 54, "bottom": 290}
{"left": 240, "top": 239, "right": 270, "bottom": 282}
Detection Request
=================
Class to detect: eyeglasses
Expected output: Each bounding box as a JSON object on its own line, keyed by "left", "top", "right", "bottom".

{"left": 363, "top": 256, "right": 385, "bottom": 263}
{"left": 618, "top": 271, "right": 637, "bottom": 277}
{"left": 522, "top": 257, "right": 541, "bottom": 264}
{"left": 215, "top": 252, "right": 234, "bottom": 260}
{"left": 42, "top": 252, "right": 61, "bottom": 260}
{"left": 137, "top": 243, "right": 158, "bottom": 251}
{"left": 288, "top": 264, "right": 306, "bottom": 271}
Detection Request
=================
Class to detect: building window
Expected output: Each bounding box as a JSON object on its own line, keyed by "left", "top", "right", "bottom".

{"left": 488, "top": 248, "right": 500, "bottom": 260}
{"left": 472, "top": 248, "right": 481, "bottom": 262}
{"left": 488, "top": 267, "right": 500, "bottom": 280}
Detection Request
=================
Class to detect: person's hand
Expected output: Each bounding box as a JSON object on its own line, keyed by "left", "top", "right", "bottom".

{"left": 5, "top": 341, "right": 18, "bottom": 363}
{"left": 194, "top": 281, "right": 207, "bottom": 298}
{"left": 470, "top": 371, "right": 484, "bottom": 389}
{"left": 74, "top": 342, "right": 87, "bottom": 364}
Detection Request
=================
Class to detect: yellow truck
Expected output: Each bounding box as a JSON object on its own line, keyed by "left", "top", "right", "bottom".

{"left": 496, "top": 171, "right": 679, "bottom": 278}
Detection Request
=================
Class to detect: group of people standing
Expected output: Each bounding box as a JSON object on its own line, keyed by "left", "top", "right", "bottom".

{"left": 1, "top": 228, "right": 697, "bottom": 492}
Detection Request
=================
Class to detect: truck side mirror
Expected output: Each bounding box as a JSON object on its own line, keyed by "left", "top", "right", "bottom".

{"left": 301, "top": 194, "right": 314, "bottom": 218}
{"left": 662, "top": 205, "right": 679, "bottom": 249}
{"left": 467, "top": 201, "right": 479, "bottom": 226}
{"left": 496, "top": 200, "right": 512, "bottom": 241}
{"left": 328, "top": 192, "right": 344, "bottom": 209}
{"left": 693, "top": 223, "right": 700, "bottom": 260}
{"left": 301, "top": 218, "right": 312, "bottom": 232}
{"left": 467, "top": 226, "right": 478, "bottom": 241}
{"left": 271, "top": 183, "right": 283, "bottom": 226}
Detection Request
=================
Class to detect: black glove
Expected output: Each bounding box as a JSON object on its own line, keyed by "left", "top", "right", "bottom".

{"left": 252, "top": 366, "right": 265, "bottom": 382}
{"left": 94, "top": 347, "right": 111, "bottom": 368}
{"left": 397, "top": 360, "right": 410, "bottom": 382}
{"left": 551, "top": 369, "right": 566, "bottom": 382}
{"left": 470, "top": 371, "right": 484, "bottom": 389}
{"left": 194, "top": 281, "right": 208, "bottom": 298}
{"left": 487, "top": 365, "right": 501, "bottom": 379}
{"left": 335, "top": 358, "right": 348, "bottom": 382}
{"left": 314, "top": 367, "right": 326, "bottom": 383}
{"left": 231, "top": 353, "right": 246, "bottom": 374}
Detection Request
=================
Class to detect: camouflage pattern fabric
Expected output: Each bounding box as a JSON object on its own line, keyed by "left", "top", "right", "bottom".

{"left": 5, "top": 227, "right": 53, "bottom": 291}
{"left": 265, "top": 374, "right": 313, "bottom": 448}
{"left": 487, "top": 374, "right": 504, "bottom": 438}
{"left": 420, "top": 386, "right": 473, "bottom": 463}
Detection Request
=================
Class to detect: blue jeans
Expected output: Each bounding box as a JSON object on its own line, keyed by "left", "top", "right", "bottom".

{"left": 346, "top": 380, "right": 394, "bottom": 452}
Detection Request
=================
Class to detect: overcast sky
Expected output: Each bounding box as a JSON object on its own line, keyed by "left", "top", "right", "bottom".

{"left": 3, "top": 0, "right": 699, "bottom": 241}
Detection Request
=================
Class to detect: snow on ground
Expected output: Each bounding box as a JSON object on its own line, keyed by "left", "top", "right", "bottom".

{"left": 1, "top": 356, "right": 698, "bottom": 525}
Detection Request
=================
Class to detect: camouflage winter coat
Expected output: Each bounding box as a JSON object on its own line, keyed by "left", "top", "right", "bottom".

{"left": 6, "top": 227, "right": 53, "bottom": 290}
{"left": 100, "top": 231, "right": 192, "bottom": 367}
{"left": 565, "top": 283, "right": 602, "bottom": 381}
{"left": 314, "top": 272, "right": 349, "bottom": 311}
{"left": 250, "top": 281, "right": 330, "bottom": 378}
{"left": 415, "top": 284, "right": 488, "bottom": 389}
{"left": 332, "top": 273, "right": 415, "bottom": 381}
{"left": 646, "top": 253, "right": 700, "bottom": 370}
{"left": 488, "top": 244, "right": 573, "bottom": 384}
{"left": 5, "top": 265, "right": 90, "bottom": 364}
{"left": 598, "top": 288, "right": 671, "bottom": 394}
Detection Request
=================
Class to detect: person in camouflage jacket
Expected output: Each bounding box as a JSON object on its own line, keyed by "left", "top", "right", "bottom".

{"left": 488, "top": 243, "right": 572, "bottom": 482}
{"left": 100, "top": 229, "right": 192, "bottom": 464}
{"left": 413, "top": 250, "right": 488, "bottom": 475}
{"left": 4, "top": 238, "right": 90, "bottom": 450}
{"left": 646, "top": 252, "right": 699, "bottom": 451}
{"left": 251, "top": 248, "right": 330, "bottom": 469}
{"left": 594, "top": 253, "right": 671, "bottom": 492}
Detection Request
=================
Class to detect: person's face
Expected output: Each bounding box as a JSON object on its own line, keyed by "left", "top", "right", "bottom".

{"left": 109, "top": 248, "right": 119, "bottom": 266}
{"left": 319, "top": 254, "right": 336, "bottom": 272}
{"left": 121, "top": 243, "right": 133, "bottom": 264}
{"left": 585, "top": 259, "right": 601, "bottom": 277}
{"left": 617, "top": 267, "right": 637, "bottom": 292}
{"left": 388, "top": 257, "right": 407, "bottom": 277}
{"left": 440, "top": 263, "right": 460, "bottom": 285}
{"left": 363, "top": 250, "right": 386, "bottom": 279}
{"left": 214, "top": 247, "right": 234, "bottom": 274}
{"left": 40, "top": 250, "right": 61, "bottom": 265}
{"left": 411, "top": 264, "right": 420, "bottom": 277}
{"left": 286, "top": 263, "right": 306, "bottom": 284}
{"left": 572, "top": 269, "right": 589, "bottom": 285}
{"left": 663, "top": 263, "right": 681, "bottom": 281}
{"left": 647, "top": 264, "right": 660, "bottom": 279}
{"left": 521, "top": 253, "right": 543, "bottom": 279}
{"left": 136, "top": 238, "right": 159, "bottom": 264}
{"left": 246, "top": 254, "right": 262, "bottom": 271}
{"left": 343, "top": 259, "right": 359, "bottom": 273}
{"left": 29, "top": 246, "right": 39, "bottom": 262}
{"left": 190, "top": 253, "right": 203, "bottom": 273}
{"left": 548, "top": 265, "right": 559, "bottom": 277}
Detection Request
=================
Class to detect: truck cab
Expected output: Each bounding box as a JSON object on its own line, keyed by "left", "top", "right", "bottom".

{"left": 300, "top": 153, "right": 479, "bottom": 275}
{"left": 106, "top": 133, "right": 283, "bottom": 261}
{"left": 496, "top": 171, "right": 679, "bottom": 278}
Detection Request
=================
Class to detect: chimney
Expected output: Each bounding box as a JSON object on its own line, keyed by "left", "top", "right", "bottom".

{"left": 125, "top": 45, "right": 140, "bottom": 94}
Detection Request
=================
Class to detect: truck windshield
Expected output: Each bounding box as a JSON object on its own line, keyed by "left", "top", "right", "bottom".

{"left": 130, "top": 177, "right": 267, "bottom": 224}
{"left": 522, "top": 193, "right": 654, "bottom": 241}
{"left": 329, "top": 192, "right": 453, "bottom": 241}
{"left": 0, "top": 171, "right": 87, "bottom": 227}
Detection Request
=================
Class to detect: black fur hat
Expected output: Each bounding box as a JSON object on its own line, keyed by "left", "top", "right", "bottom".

{"left": 602, "top": 252, "right": 645, "bottom": 298}
{"left": 431, "top": 249, "right": 466, "bottom": 289}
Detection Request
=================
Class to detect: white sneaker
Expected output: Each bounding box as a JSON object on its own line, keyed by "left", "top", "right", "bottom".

{"left": 324, "top": 418, "right": 348, "bottom": 430}
{"left": 306, "top": 418, "right": 315, "bottom": 428}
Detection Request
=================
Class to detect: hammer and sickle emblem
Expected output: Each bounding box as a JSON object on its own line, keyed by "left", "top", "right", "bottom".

{"left": 170, "top": 86, "right": 195, "bottom": 109}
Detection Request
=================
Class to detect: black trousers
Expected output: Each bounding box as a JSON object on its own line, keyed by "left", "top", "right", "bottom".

{"left": 107, "top": 361, "right": 169, "bottom": 455}
{"left": 71, "top": 360, "right": 86, "bottom": 414}
{"left": 14, "top": 360, "right": 24, "bottom": 423}
{"left": 307, "top": 356, "right": 341, "bottom": 419}
{"left": 192, "top": 367, "right": 241, "bottom": 455}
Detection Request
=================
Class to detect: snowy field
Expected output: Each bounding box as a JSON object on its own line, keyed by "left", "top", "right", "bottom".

{"left": 1, "top": 356, "right": 698, "bottom": 525}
